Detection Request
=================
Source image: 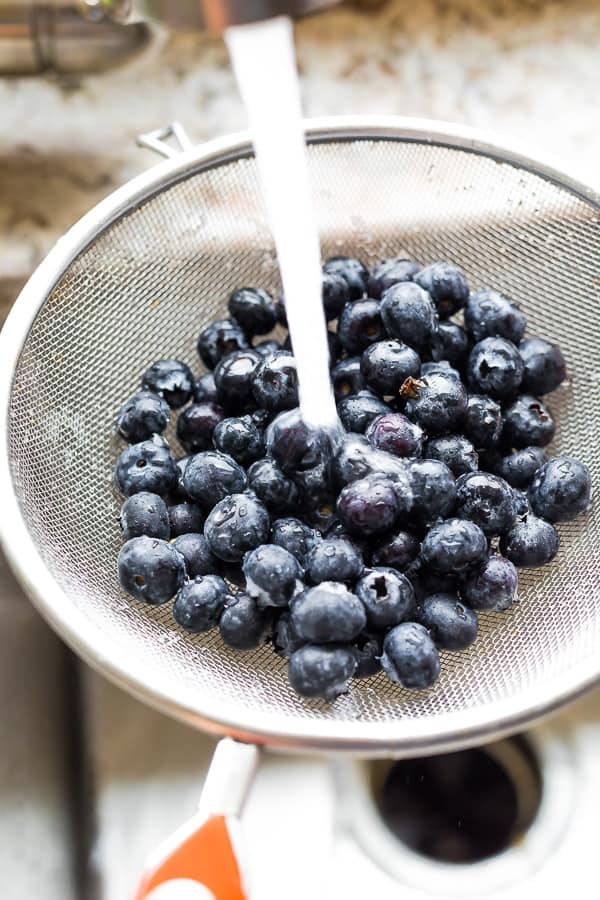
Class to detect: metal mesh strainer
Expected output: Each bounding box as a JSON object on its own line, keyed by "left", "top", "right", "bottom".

{"left": 1, "top": 118, "right": 598, "bottom": 755}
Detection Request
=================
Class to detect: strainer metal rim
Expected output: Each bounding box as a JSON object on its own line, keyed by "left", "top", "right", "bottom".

{"left": 1, "top": 115, "right": 599, "bottom": 754}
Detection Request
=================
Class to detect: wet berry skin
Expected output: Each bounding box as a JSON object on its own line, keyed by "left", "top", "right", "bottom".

{"left": 173, "top": 533, "right": 220, "bottom": 578}
{"left": 467, "top": 337, "right": 524, "bottom": 400}
{"left": 381, "top": 622, "right": 440, "bottom": 689}
{"left": 115, "top": 436, "right": 178, "bottom": 497}
{"left": 354, "top": 632, "right": 383, "bottom": 678}
{"left": 252, "top": 352, "right": 299, "bottom": 412}
{"left": 360, "top": 340, "right": 421, "bottom": 396}
{"left": 529, "top": 456, "right": 592, "bottom": 522}
{"left": 214, "top": 349, "right": 261, "bottom": 410}
{"left": 204, "top": 492, "right": 270, "bottom": 563}
{"left": 194, "top": 372, "right": 218, "bottom": 403}
{"left": 116, "top": 390, "right": 169, "bottom": 443}
{"left": 417, "top": 592, "right": 478, "bottom": 650}
{"left": 197, "top": 318, "right": 249, "bottom": 370}
{"left": 502, "top": 395, "right": 555, "bottom": 449}
{"left": 460, "top": 554, "right": 518, "bottom": 612}
{"left": 168, "top": 502, "right": 204, "bottom": 537}
{"left": 248, "top": 458, "right": 300, "bottom": 514}
{"left": 425, "top": 435, "right": 478, "bottom": 477}
{"left": 367, "top": 257, "right": 421, "bottom": 299}
{"left": 496, "top": 447, "right": 548, "bottom": 489}
{"left": 499, "top": 515, "right": 560, "bottom": 568}
{"left": 183, "top": 451, "right": 247, "bottom": 508}
{"left": 173, "top": 574, "right": 232, "bottom": 633}
{"left": 265, "top": 408, "right": 331, "bottom": 475}
{"left": 420, "top": 518, "right": 488, "bottom": 574}
{"left": 323, "top": 255, "right": 369, "bottom": 300}
{"left": 420, "top": 360, "right": 461, "bottom": 381}
{"left": 404, "top": 372, "right": 467, "bottom": 436}
{"left": 337, "top": 474, "right": 400, "bottom": 536}
{"left": 465, "top": 290, "right": 527, "bottom": 344}
{"left": 408, "top": 459, "right": 457, "bottom": 525}
{"left": 331, "top": 357, "right": 367, "bottom": 400}
{"left": 270, "top": 517, "right": 322, "bottom": 566}
{"left": 431, "top": 320, "right": 469, "bottom": 368}
{"left": 243, "top": 543, "right": 302, "bottom": 608}
{"left": 120, "top": 492, "right": 170, "bottom": 540}
{"left": 273, "top": 610, "right": 305, "bottom": 658}
{"left": 371, "top": 530, "right": 420, "bottom": 571}
{"left": 338, "top": 391, "right": 390, "bottom": 433}
{"left": 338, "top": 299, "right": 386, "bottom": 354}
{"left": 220, "top": 592, "right": 270, "bottom": 650}
{"left": 455, "top": 471, "right": 518, "bottom": 536}
{"left": 305, "top": 538, "right": 363, "bottom": 584}
{"left": 288, "top": 643, "right": 357, "bottom": 699}
{"left": 519, "top": 337, "right": 567, "bottom": 395}
{"left": 142, "top": 358, "right": 194, "bottom": 409}
{"left": 321, "top": 272, "right": 349, "bottom": 320}
{"left": 356, "top": 567, "right": 416, "bottom": 631}
{"left": 228, "top": 287, "right": 277, "bottom": 337}
{"left": 464, "top": 394, "right": 503, "bottom": 450}
{"left": 380, "top": 282, "right": 438, "bottom": 353}
{"left": 254, "top": 339, "right": 282, "bottom": 358}
{"left": 213, "top": 416, "right": 264, "bottom": 467}
{"left": 177, "top": 402, "right": 225, "bottom": 453}
{"left": 118, "top": 536, "right": 185, "bottom": 604}
{"left": 366, "top": 412, "right": 424, "bottom": 458}
{"left": 414, "top": 261, "right": 470, "bottom": 319}
{"left": 290, "top": 581, "right": 366, "bottom": 643}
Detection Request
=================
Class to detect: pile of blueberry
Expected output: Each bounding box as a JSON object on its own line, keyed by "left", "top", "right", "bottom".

{"left": 115, "top": 256, "right": 592, "bottom": 701}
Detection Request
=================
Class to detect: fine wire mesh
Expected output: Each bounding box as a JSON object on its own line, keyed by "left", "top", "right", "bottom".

{"left": 6, "top": 136, "right": 600, "bottom": 742}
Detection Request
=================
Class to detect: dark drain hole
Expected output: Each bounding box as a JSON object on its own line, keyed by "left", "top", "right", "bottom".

{"left": 376, "top": 738, "right": 542, "bottom": 864}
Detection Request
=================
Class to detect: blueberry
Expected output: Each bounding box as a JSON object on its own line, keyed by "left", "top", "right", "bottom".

{"left": 338, "top": 391, "right": 390, "bottom": 433}
{"left": 367, "top": 257, "right": 421, "bottom": 299}
{"left": 431, "top": 320, "right": 469, "bottom": 368}
{"left": 366, "top": 412, "right": 424, "bottom": 458}
{"left": 204, "top": 493, "right": 270, "bottom": 563}
{"left": 409, "top": 569, "right": 458, "bottom": 604}
{"left": 173, "top": 455, "right": 191, "bottom": 500}
{"left": 271, "top": 517, "right": 322, "bottom": 566}
{"left": 360, "top": 340, "right": 421, "bottom": 396}
{"left": 420, "top": 360, "right": 461, "bottom": 381}
{"left": 243, "top": 544, "right": 302, "bottom": 608}
{"left": 331, "top": 357, "right": 367, "bottom": 400}
{"left": 408, "top": 458, "right": 456, "bottom": 524}
{"left": 173, "top": 533, "right": 220, "bottom": 578}
{"left": 173, "top": 574, "right": 232, "bottom": 633}
{"left": 213, "top": 416, "right": 264, "bottom": 466}
{"left": 228, "top": 287, "right": 277, "bottom": 336}
{"left": 142, "top": 358, "right": 194, "bottom": 409}
{"left": 464, "top": 394, "right": 503, "bottom": 449}
{"left": 288, "top": 643, "right": 357, "bottom": 699}
{"left": 118, "top": 536, "right": 185, "bottom": 604}
{"left": 219, "top": 592, "right": 270, "bottom": 650}
{"left": 294, "top": 463, "right": 337, "bottom": 529}
{"left": 529, "top": 456, "right": 592, "bottom": 522}
{"left": 214, "top": 349, "right": 261, "bottom": 410}
{"left": 177, "top": 402, "right": 225, "bottom": 453}
{"left": 254, "top": 339, "right": 282, "bottom": 358}
{"left": 371, "top": 530, "right": 420, "bottom": 571}
{"left": 467, "top": 337, "right": 524, "bottom": 399}
{"left": 519, "top": 337, "right": 567, "bottom": 395}
{"left": 321, "top": 272, "right": 350, "bottom": 320}
{"left": 273, "top": 610, "right": 305, "bottom": 658}
{"left": 115, "top": 436, "right": 177, "bottom": 497}
{"left": 414, "top": 261, "right": 469, "bottom": 318}
{"left": 381, "top": 622, "right": 440, "bottom": 689}
{"left": 168, "top": 502, "right": 204, "bottom": 537}
{"left": 353, "top": 632, "right": 383, "bottom": 678}
{"left": 496, "top": 447, "right": 548, "bottom": 489}
{"left": 266, "top": 408, "right": 332, "bottom": 475}
{"left": 116, "top": 390, "right": 169, "bottom": 443}
{"left": 183, "top": 451, "right": 247, "bottom": 508}
{"left": 250, "top": 408, "right": 273, "bottom": 429}
{"left": 252, "top": 352, "right": 299, "bottom": 412}
{"left": 465, "top": 290, "right": 527, "bottom": 344}
{"left": 337, "top": 474, "right": 400, "bottom": 536}
{"left": 380, "top": 282, "right": 438, "bottom": 353}
{"left": 193, "top": 372, "right": 218, "bottom": 403}
{"left": 404, "top": 372, "right": 467, "bottom": 436}
{"left": 120, "top": 492, "right": 170, "bottom": 540}
{"left": 499, "top": 515, "right": 560, "bottom": 567}
{"left": 331, "top": 435, "right": 372, "bottom": 487}
{"left": 512, "top": 488, "right": 530, "bottom": 518}
{"left": 356, "top": 567, "right": 416, "bottom": 630}
{"left": 323, "top": 255, "right": 369, "bottom": 300}
{"left": 420, "top": 518, "right": 488, "bottom": 574}
{"left": 460, "top": 554, "right": 518, "bottom": 612}
{"left": 305, "top": 538, "right": 363, "bottom": 584}
{"left": 197, "top": 318, "right": 249, "bottom": 369}
{"left": 425, "top": 435, "right": 478, "bottom": 477}
{"left": 291, "top": 582, "right": 366, "bottom": 642}
{"left": 248, "top": 458, "right": 300, "bottom": 514}
{"left": 338, "top": 299, "right": 385, "bottom": 354}
{"left": 417, "top": 593, "right": 478, "bottom": 650}
{"left": 502, "top": 395, "right": 555, "bottom": 449}
{"left": 455, "top": 471, "right": 518, "bottom": 536}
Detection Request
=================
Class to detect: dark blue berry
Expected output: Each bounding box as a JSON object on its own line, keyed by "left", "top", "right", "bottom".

{"left": 177, "top": 402, "right": 225, "bottom": 453}
{"left": 270, "top": 517, "right": 322, "bottom": 566}
{"left": 254, "top": 339, "right": 282, "bottom": 357}
{"left": 118, "top": 536, "right": 185, "bottom": 604}
{"left": 213, "top": 416, "right": 264, "bottom": 466}
{"left": 409, "top": 569, "right": 458, "bottom": 604}
{"left": 425, "top": 435, "right": 478, "bottom": 477}
{"left": 252, "top": 352, "right": 299, "bottom": 412}
{"left": 173, "top": 574, "right": 232, "bottom": 633}
{"left": 353, "top": 633, "right": 382, "bottom": 678}
{"left": 519, "top": 337, "right": 567, "bottom": 395}
{"left": 460, "top": 554, "right": 518, "bottom": 612}
{"left": 380, "top": 282, "right": 438, "bottom": 353}
{"left": 337, "top": 474, "right": 400, "bottom": 536}
{"left": 417, "top": 593, "right": 478, "bottom": 650}
{"left": 529, "top": 456, "right": 592, "bottom": 522}
{"left": 414, "top": 261, "right": 469, "bottom": 318}
{"left": 338, "top": 390, "right": 390, "bottom": 433}
{"left": 499, "top": 515, "right": 560, "bottom": 567}
{"left": 120, "top": 492, "right": 170, "bottom": 540}
{"left": 367, "top": 257, "right": 421, "bottom": 299}
{"left": 431, "top": 320, "right": 469, "bottom": 368}
{"left": 512, "top": 489, "right": 530, "bottom": 518}
{"left": 331, "top": 357, "right": 367, "bottom": 400}
{"left": 273, "top": 610, "right": 305, "bottom": 658}
{"left": 408, "top": 459, "right": 456, "bottom": 524}
{"left": 288, "top": 643, "right": 357, "bottom": 699}
{"left": 214, "top": 349, "right": 261, "bottom": 410}
{"left": 465, "top": 290, "right": 527, "bottom": 344}
{"left": 496, "top": 447, "right": 548, "bottom": 489}
{"left": 360, "top": 340, "right": 421, "bottom": 396}
{"left": 323, "top": 255, "right": 369, "bottom": 300}
{"left": 404, "top": 372, "right": 467, "bottom": 436}
{"left": 266, "top": 408, "right": 332, "bottom": 475}
{"left": 219, "top": 592, "right": 269, "bottom": 650}
{"left": 168, "top": 502, "right": 204, "bottom": 537}
{"left": 116, "top": 390, "right": 169, "bottom": 443}
{"left": 464, "top": 394, "right": 503, "bottom": 449}
{"left": 421, "top": 518, "right": 488, "bottom": 574}
{"left": 338, "top": 299, "right": 385, "bottom": 354}
{"left": 381, "top": 622, "right": 440, "bottom": 689}
{"left": 142, "top": 358, "right": 194, "bottom": 409}
{"left": 173, "top": 533, "right": 220, "bottom": 578}
{"left": 467, "top": 338, "right": 524, "bottom": 399}
{"left": 502, "top": 395, "right": 555, "bottom": 449}
{"left": 203, "top": 493, "right": 270, "bottom": 563}
{"left": 291, "top": 582, "right": 366, "bottom": 643}
{"left": 366, "top": 412, "right": 424, "bottom": 458}
{"left": 243, "top": 544, "right": 302, "bottom": 607}
{"left": 248, "top": 458, "right": 299, "bottom": 514}
{"left": 115, "top": 436, "right": 177, "bottom": 497}
{"left": 174, "top": 455, "right": 191, "bottom": 500}
{"left": 228, "top": 287, "right": 277, "bottom": 337}
{"left": 197, "top": 318, "right": 249, "bottom": 369}
{"left": 356, "top": 567, "right": 415, "bottom": 630}
{"left": 420, "top": 360, "right": 461, "bottom": 381}
{"left": 456, "top": 471, "right": 518, "bottom": 536}
{"left": 183, "top": 451, "right": 247, "bottom": 508}
{"left": 193, "top": 372, "right": 218, "bottom": 403}
{"left": 305, "top": 538, "right": 363, "bottom": 584}
{"left": 321, "top": 272, "right": 349, "bottom": 320}
{"left": 371, "top": 530, "right": 420, "bottom": 571}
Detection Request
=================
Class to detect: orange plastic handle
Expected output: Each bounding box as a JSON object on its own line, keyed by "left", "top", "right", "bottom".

{"left": 135, "top": 813, "right": 247, "bottom": 900}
